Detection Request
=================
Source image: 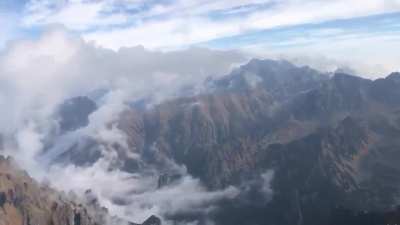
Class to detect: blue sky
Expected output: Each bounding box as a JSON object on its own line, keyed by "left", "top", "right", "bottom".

{"left": 1, "top": 0, "right": 400, "bottom": 75}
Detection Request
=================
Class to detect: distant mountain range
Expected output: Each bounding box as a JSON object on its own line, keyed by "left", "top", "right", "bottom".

{"left": 2, "top": 58, "right": 400, "bottom": 225}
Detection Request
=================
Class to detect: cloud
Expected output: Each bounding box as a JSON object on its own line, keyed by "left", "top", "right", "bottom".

{"left": 0, "top": 30, "right": 250, "bottom": 224}
{"left": 7, "top": 1, "right": 400, "bottom": 76}
{"left": 47, "top": 158, "right": 240, "bottom": 224}
{"left": 0, "top": 28, "right": 246, "bottom": 131}
{"left": 0, "top": 28, "right": 247, "bottom": 157}
{"left": 23, "top": 0, "right": 129, "bottom": 31}
{"left": 20, "top": 0, "right": 400, "bottom": 50}
{"left": 83, "top": 0, "right": 400, "bottom": 49}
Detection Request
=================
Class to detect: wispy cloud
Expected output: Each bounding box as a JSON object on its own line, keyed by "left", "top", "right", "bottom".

{"left": 2, "top": 1, "right": 400, "bottom": 75}
{"left": 204, "top": 12, "right": 400, "bottom": 77}
{"left": 22, "top": 0, "right": 129, "bottom": 30}
{"left": 82, "top": 0, "right": 400, "bottom": 50}
{"left": 1, "top": 0, "right": 399, "bottom": 76}
{"left": 17, "top": 0, "right": 400, "bottom": 50}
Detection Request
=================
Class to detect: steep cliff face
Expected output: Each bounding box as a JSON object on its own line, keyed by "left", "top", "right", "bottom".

{"left": 0, "top": 156, "right": 103, "bottom": 225}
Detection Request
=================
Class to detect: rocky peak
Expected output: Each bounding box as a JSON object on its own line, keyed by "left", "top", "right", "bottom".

{"left": 370, "top": 72, "right": 400, "bottom": 105}
{"left": 386, "top": 72, "right": 400, "bottom": 83}
{"left": 142, "top": 215, "right": 162, "bottom": 225}
{"left": 129, "top": 215, "right": 162, "bottom": 225}
{"left": 213, "top": 59, "right": 328, "bottom": 99}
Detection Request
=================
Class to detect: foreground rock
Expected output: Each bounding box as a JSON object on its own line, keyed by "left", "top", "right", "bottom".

{"left": 0, "top": 155, "right": 163, "bottom": 225}
{"left": 0, "top": 155, "right": 103, "bottom": 225}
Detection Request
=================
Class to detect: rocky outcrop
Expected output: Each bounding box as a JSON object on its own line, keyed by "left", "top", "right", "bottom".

{"left": 0, "top": 155, "right": 163, "bottom": 225}
{"left": 0, "top": 155, "right": 103, "bottom": 225}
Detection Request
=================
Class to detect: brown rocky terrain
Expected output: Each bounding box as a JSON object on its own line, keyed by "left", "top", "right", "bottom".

{"left": 0, "top": 154, "right": 164, "bottom": 225}
{"left": 0, "top": 155, "right": 105, "bottom": 225}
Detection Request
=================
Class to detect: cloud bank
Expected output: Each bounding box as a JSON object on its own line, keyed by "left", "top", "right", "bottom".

{"left": 0, "top": 29, "right": 252, "bottom": 224}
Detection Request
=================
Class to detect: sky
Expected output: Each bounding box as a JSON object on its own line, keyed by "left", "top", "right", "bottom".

{"left": 1, "top": 0, "right": 400, "bottom": 74}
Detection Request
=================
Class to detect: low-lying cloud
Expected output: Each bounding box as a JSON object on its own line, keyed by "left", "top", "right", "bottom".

{"left": 0, "top": 29, "right": 255, "bottom": 224}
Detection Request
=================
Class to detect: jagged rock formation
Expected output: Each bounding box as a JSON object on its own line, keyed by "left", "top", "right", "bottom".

{"left": 0, "top": 155, "right": 103, "bottom": 225}
{"left": 0, "top": 155, "right": 163, "bottom": 225}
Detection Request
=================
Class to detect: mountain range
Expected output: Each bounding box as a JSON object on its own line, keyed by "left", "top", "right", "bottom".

{"left": 2, "top": 58, "right": 400, "bottom": 225}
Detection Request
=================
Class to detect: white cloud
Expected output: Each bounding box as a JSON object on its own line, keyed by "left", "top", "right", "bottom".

{"left": 85, "top": 0, "right": 400, "bottom": 50}
{"left": 83, "top": 17, "right": 242, "bottom": 50}
{"left": 23, "top": 0, "right": 129, "bottom": 30}
{"left": 244, "top": 31, "right": 400, "bottom": 78}
{"left": 47, "top": 159, "right": 240, "bottom": 224}
{"left": 21, "top": 0, "right": 400, "bottom": 50}
{"left": 0, "top": 29, "right": 245, "bottom": 134}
